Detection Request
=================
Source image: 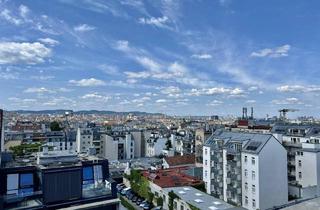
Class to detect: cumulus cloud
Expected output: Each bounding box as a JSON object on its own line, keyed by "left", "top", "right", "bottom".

{"left": 251, "top": 44, "right": 290, "bottom": 58}
{"left": 24, "top": 87, "right": 54, "bottom": 93}
{"left": 277, "top": 85, "right": 320, "bottom": 93}
{"left": 191, "top": 54, "right": 212, "bottom": 59}
{"left": 38, "top": 38, "right": 60, "bottom": 46}
{"left": 0, "top": 42, "right": 51, "bottom": 64}
{"left": 69, "top": 78, "right": 106, "bottom": 87}
{"left": 81, "top": 93, "right": 110, "bottom": 101}
{"left": 190, "top": 87, "right": 244, "bottom": 96}
{"left": 207, "top": 100, "right": 223, "bottom": 106}
{"left": 138, "top": 16, "right": 169, "bottom": 28}
{"left": 74, "top": 24, "right": 96, "bottom": 32}
{"left": 156, "top": 99, "right": 167, "bottom": 103}
{"left": 271, "top": 97, "right": 303, "bottom": 105}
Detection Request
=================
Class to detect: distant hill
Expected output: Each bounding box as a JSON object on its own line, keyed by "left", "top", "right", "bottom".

{"left": 8, "top": 109, "right": 164, "bottom": 116}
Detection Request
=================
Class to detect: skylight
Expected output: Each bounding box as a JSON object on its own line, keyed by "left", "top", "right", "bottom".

{"left": 194, "top": 199, "right": 203, "bottom": 203}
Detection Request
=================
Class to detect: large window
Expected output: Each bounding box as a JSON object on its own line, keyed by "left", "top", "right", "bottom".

{"left": 82, "top": 165, "right": 103, "bottom": 186}
{"left": 7, "top": 173, "right": 34, "bottom": 195}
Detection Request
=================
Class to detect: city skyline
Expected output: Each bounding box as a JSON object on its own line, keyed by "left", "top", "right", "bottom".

{"left": 1, "top": 0, "right": 320, "bottom": 117}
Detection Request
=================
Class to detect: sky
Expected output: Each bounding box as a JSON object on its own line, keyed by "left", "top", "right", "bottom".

{"left": 1, "top": 0, "right": 320, "bottom": 117}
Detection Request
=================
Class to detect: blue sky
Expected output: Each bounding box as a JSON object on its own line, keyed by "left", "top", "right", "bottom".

{"left": 1, "top": 0, "right": 320, "bottom": 117}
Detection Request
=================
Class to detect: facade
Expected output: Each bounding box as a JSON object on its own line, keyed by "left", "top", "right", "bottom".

{"left": 162, "top": 186, "right": 243, "bottom": 210}
{"left": 203, "top": 130, "right": 288, "bottom": 210}
{"left": 45, "top": 131, "right": 76, "bottom": 151}
{"left": 0, "top": 151, "right": 119, "bottom": 210}
{"left": 271, "top": 124, "right": 320, "bottom": 199}
{"left": 146, "top": 136, "right": 167, "bottom": 157}
{"left": 195, "top": 128, "right": 212, "bottom": 165}
{"left": 76, "top": 127, "right": 93, "bottom": 153}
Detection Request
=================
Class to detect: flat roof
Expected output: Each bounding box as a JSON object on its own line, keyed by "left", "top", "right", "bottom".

{"left": 163, "top": 186, "right": 245, "bottom": 210}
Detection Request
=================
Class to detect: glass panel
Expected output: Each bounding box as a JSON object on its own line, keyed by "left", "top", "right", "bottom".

{"left": 20, "top": 174, "right": 33, "bottom": 187}
{"left": 7, "top": 174, "right": 19, "bottom": 191}
{"left": 83, "top": 166, "right": 93, "bottom": 181}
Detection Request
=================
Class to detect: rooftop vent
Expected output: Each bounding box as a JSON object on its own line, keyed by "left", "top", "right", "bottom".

{"left": 194, "top": 199, "right": 203, "bottom": 203}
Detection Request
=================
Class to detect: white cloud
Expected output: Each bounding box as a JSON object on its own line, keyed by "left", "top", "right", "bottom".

{"left": 19, "top": 5, "right": 30, "bottom": 19}
{"left": 277, "top": 85, "right": 320, "bottom": 93}
{"left": 161, "top": 86, "right": 181, "bottom": 95}
{"left": 97, "top": 64, "right": 119, "bottom": 75}
{"left": 251, "top": 44, "right": 291, "bottom": 58}
{"left": 69, "top": 78, "right": 106, "bottom": 87}
{"left": 156, "top": 99, "right": 167, "bottom": 103}
{"left": 74, "top": 24, "right": 96, "bottom": 32}
{"left": 190, "top": 87, "right": 244, "bottom": 96}
{"left": 24, "top": 87, "right": 54, "bottom": 94}
{"left": 30, "top": 75, "right": 55, "bottom": 81}
{"left": 38, "top": 38, "right": 60, "bottom": 46}
{"left": 191, "top": 53, "right": 212, "bottom": 59}
{"left": 0, "top": 42, "right": 51, "bottom": 64}
{"left": 138, "top": 16, "right": 169, "bottom": 28}
{"left": 246, "top": 100, "right": 256, "bottom": 103}
{"left": 0, "top": 9, "right": 23, "bottom": 25}
{"left": 81, "top": 93, "right": 110, "bottom": 101}
{"left": 207, "top": 100, "right": 223, "bottom": 106}
{"left": 271, "top": 97, "right": 303, "bottom": 105}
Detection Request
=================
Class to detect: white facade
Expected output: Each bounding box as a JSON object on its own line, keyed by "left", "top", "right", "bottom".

{"left": 76, "top": 128, "right": 93, "bottom": 153}
{"left": 203, "top": 131, "right": 288, "bottom": 210}
{"left": 146, "top": 137, "right": 167, "bottom": 157}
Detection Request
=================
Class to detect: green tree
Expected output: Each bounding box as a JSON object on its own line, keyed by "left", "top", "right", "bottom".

{"left": 165, "top": 139, "right": 172, "bottom": 150}
{"left": 50, "top": 121, "right": 62, "bottom": 131}
{"left": 156, "top": 197, "right": 163, "bottom": 207}
{"left": 168, "top": 191, "right": 180, "bottom": 210}
{"left": 147, "top": 192, "right": 155, "bottom": 203}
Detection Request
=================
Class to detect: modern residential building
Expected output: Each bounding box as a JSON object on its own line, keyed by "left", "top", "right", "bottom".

{"left": 203, "top": 130, "right": 288, "bottom": 210}
{"left": 0, "top": 149, "right": 119, "bottom": 210}
{"left": 145, "top": 133, "right": 167, "bottom": 157}
{"left": 76, "top": 127, "right": 93, "bottom": 153}
{"left": 162, "top": 186, "right": 244, "bottom": 210}
{"left": 195, "top": 128, "right": 212, "bottom": 165}
{"left": 271, "top": 124, "right": 320, "bottom": 199}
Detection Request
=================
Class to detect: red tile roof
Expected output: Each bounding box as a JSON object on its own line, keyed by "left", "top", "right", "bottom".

{"left": 142, "top": 167, "right": 203, "bottom": 188}
{"left": 164, "top": 154, "right": 195, "bottom": 167}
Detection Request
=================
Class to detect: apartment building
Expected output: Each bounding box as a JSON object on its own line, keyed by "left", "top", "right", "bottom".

{"left": 76, "top": 127, "right": 93, "bottom": 153}
{"left": 170, "top": 129, "right": 195, "bottom": 156}
{"left": 203, "top": 130, "right": 288, "bottom": 210}
{"left": 0, "top": 150, "right": 119, "bottom": 210}
{"left": 145, "top": 132, "right": 167, "bottom": 157}
{"left": 45, "top": 131, "right": 76, "bottom": 151}
{"left": 195, "top": 128, "right": 212, "bottom": 166}
{"left": 271, "top": 124, "right": 320, "bottom": 199}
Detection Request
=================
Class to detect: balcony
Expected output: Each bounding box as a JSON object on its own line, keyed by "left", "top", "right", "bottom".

{"left": 3, "top": 191, "right": 43, "bottom": 210}
{"left": 82, "top": 178, "right": 116, "bottom": 199}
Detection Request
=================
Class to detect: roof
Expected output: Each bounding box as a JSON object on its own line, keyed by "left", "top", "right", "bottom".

{"left": 164, "top": 154, "right": 195, "bottom": 166}
{"left": 204, "top": 130, "right": 275, "bottom": 154}
{"left": 163, "top": 186, "right": 245, "bottom": 210}
{"left": 142, "top": 167, "right": 203, "bottom": 188}
{"left": 282, "top": 197, "right": 320, "bottom": 210}
{"left": 271, "top": 124, "right": 320, "bottom": 137}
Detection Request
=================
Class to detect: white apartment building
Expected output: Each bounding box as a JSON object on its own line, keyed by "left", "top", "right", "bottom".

{"left": 101, "top": 133, "right": 134, "bottom": 161}
{"left": 145, "top": 133, "right": 167, "bottom": 157}
{"left": 45, "top": 131, "right": 76, "bottom": 151}
{"left": 271, "top": 124, "right": 320, "bottom": 199}
{"left": 203, "top": 131, "right": 288, "bottom": 210}
{"left": 76, "top": 127, "right": 93, "bottom": 153}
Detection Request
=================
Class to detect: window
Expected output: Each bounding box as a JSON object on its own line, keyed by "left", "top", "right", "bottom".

{"left": 299, "top": 172, "right": 302, "bottom": 179}
{"left": 252, "top": 199, "right": 256, "bottom": 208}
{"left": 205, "top": 148, "right": 208, "bottom": 155}
{"left": 180, "top": 205, "right": 184, "bottom": 210}
{"left": 245, "top": 182, "right": 248, "bottom": 191}
{"left": 251, "top": 157, "right": 255, "bottom": 165}
{"left": 252, "top": 171, "right": 256, "bottom": 180}
{"left": 244, "top": 169, "right": 248, "bottom": 177}
{"left": 205, "top": 160, "right": 208, "bottom": 166}
{"left": 7, "top": 173, "right": 34, "bottom": 195}
{"left": 245, "top": 196, "right": 248, "bottom": 205}
{"left": 298, "top": 160, "right": 302, "bottom": 167}
{"left": 244, "top": 156, "right": 247, "bottom": 163}
{"left": 301, "top": 152, "right": 303, "bottom": 156}
{"left": 252, "top": 185, "right": 256, "bottom": 194}
{"left": 204, "top": 170, "right": 208, "bottom": 178}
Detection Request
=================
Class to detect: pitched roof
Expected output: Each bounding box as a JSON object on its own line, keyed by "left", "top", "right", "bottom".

{"left": 164, "top": 154, "right": 195, "bottom": 166}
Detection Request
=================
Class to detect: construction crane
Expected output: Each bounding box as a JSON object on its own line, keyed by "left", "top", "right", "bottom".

{"left": 279, "top": 109, "right": 299, "bottom": 120}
